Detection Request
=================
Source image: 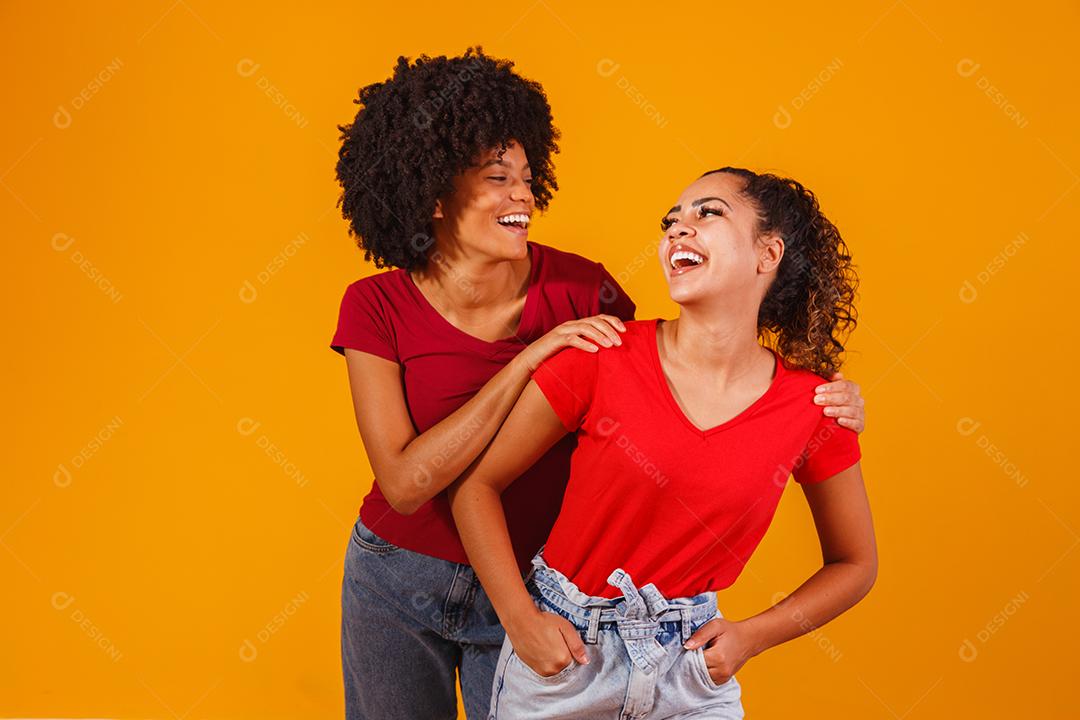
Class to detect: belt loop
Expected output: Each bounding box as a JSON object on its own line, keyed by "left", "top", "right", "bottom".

{"left": 679, "top": 607, "right": 693, "bottom": 644}
{"left": 585, "top": 608, "right": 601, "bottom": 645}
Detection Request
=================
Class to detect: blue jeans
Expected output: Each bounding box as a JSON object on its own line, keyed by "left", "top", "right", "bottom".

{"left": 487, "top": 550, "right": 745, "bottom": 719}
{"left": 341, "top": 516, "right": 509, "bottom": 719}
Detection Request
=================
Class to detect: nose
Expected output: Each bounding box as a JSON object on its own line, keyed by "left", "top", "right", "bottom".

{"left": 666, "top": 221, "right": 694, "bottom": 242}
{"left": 509, "top": 175, "right": 533, "bottom": 204}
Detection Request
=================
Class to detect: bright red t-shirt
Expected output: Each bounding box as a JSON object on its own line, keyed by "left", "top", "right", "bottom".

{"left": 531, "top": 318, "right": 862, "bottom": 598}
{"left": 330, "top": 241, "right": 636, "bottom": 572}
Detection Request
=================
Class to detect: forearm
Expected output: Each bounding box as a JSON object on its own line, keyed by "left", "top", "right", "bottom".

{"left": 383, "top": 354, "right": 534, "bottom": 510}
{"left": 448, "top": 479, "right": 540, "bottom": 637}
{"left": 741, "top": 559, "right": 876, "bottom": 656}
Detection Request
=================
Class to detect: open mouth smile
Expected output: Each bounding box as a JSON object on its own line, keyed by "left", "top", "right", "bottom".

{"left": 496, "top": 212, "right": 531, "bottom": 236}
{"left": 667, "top": 242, "right": 708, "bottom": 276}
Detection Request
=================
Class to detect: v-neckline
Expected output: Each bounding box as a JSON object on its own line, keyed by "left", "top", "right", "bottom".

{"left": 649, "top": 318, "right": 784, "bottom": 438}
{"left": 404, "top": 241, "right": 540, "bottom": 350}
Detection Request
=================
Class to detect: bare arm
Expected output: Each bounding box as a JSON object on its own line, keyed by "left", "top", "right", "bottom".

{"left": 447, "top": 380, "right": 591, "bottom": 675}
{"left": 743, "top": 462, "right": 877, "bottom": 650}
{"left": 684, "top": 462, "right": 877, "bottom": 683}
{"left": 342, "top": 315, "right": 625, "bottom": 514}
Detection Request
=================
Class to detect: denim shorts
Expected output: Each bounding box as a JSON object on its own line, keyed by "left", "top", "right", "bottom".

{"left": 487, "top": 549, "right": 744, "bottom": 719}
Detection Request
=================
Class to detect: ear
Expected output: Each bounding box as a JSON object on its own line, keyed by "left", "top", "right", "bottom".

{"left": 758, "top": 233, "right": 784, "bottom": 274}
{"left": 432, "top": 197, "right": 444, "bottom": 220}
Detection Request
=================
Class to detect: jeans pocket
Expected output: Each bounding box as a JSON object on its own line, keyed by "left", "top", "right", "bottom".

{"left": 350, "top": 518, "right": 400, "bottom": 554}
{"left": 510, "top": 651, "right": 579, "bottom": 684}
{"left": 692, "top": 647, "right": 737, "bottom": 691}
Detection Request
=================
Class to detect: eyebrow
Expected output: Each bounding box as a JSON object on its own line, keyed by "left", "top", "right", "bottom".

{"left": 481, "top": 158, "right": 531, "bottom": 170}
{"left": 665, "top": 196, "right": 734, "bottom": 215}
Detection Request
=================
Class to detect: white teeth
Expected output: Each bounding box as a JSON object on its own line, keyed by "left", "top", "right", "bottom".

{"left": 497, "top": 213, "right": 530, "bottom": 226}
{"left": 670, "top": 250, "right": 705, "bottom": 268}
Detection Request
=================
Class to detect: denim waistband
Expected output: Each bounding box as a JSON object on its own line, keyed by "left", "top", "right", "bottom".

{"left": 524, "top": 549, "right": 720, "bottom": 674}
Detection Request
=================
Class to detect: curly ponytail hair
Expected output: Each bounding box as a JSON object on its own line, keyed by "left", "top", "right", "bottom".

{"left": 704, "top": 167, "right": 858, "bottom": 377}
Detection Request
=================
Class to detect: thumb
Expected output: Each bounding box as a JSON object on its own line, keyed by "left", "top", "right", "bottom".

{"left": 830, "top": 371, "right": 844, "bottom": 381}
{"left": 683, "top": 621, "right": 721, "bottom": 650}
{"left": 559, "top": 624, "right": 590, "bottom": 665}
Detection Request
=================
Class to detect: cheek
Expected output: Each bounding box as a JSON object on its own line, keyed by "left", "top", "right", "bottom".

{"left": 453, "top": 194, "right": 496, "bottom": 228}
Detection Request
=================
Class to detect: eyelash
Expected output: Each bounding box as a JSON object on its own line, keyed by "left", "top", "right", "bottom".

{"left": 488, "top": 176, "right": 533, "bottom": 184}
{"left": 659, "top": 206, "right": 723, "bottom": 231}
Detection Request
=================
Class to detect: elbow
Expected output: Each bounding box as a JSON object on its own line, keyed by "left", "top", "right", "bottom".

{"left": 858, "top": 557, "right": 878, "bottom": 599}
{"left": 386, "top": 494, "right": 422, "bottom": 516}
{"left": 378, "top": 472, "right": 432, "bottom": 516}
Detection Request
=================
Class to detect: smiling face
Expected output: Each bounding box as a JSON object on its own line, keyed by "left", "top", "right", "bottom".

{"left": 658, "top": 171, "right": 784, "bottom": 308}
{"left": 431, "top": 140, "right": 535, "bottom": 262}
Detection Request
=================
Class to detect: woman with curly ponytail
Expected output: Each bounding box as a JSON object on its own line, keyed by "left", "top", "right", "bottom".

{"left": 711, "top": 167, "right": 858, "bottom": 377}
{"left": 449, "top": 168, "right": 877, "bottom": 719}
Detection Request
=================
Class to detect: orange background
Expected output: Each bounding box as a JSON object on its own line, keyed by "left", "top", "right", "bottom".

{"left": 4, "top": 1, "right": 1077, "bottom": 718}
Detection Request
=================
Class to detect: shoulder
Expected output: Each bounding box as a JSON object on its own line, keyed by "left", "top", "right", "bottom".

{"left": 531, "top": 241, "right": 607, "bottom": 284}
{"left": 531, "top": 241, "right": 601, "bottom": 270}
{"left": 340, "top": 268, "right": 410, "bottom": 305}
{"left": 777, "top": 354, "right": 832, "bottom": 388}
{"left": 590, "top": 318, "right": 657, "bottom": 365}
{"left": 771, "top": 353, "right": 834, "bottom": 408}
{"left": 536, "top": 316, "right": 655, "bottom": 372}
{"left": 344, "top": 267, "right": 408, "bottom": 295}
{"left": 622, "top": 318, "right": 658, "bottom": 338}
{"left": 335, "top": 269, "right": 414, "bottom": 327}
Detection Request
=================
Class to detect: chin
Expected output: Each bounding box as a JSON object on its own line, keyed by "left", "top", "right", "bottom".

{"left": 668, "top": 288, "right": 699, "bottom": 306}
{"left": 665, "top": 276, "right": 700, "bottom": 305}
{"left": 493, "top": 234, "right": 529, "bottom": 260}
{"left": 668, "top": 281, "right": 727, "bottom": 309}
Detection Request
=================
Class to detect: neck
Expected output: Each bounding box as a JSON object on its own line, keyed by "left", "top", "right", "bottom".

{"left": 664, "top": 301, "right": 768, "bottom": 382}
{"left": 411, "top": 235, "right": 528, "bottom": 310}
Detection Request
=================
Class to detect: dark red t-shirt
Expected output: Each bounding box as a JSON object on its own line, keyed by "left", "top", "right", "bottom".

{"left": 330, "top": 241, "right": 636, "bottom": 571}
{"left": 531, "top": 318, "right": 862, "bottom": 598}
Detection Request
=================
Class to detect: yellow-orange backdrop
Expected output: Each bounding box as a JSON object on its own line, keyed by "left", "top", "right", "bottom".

{"left": 4, "top": 0, "right": 1077, "bottom": 717}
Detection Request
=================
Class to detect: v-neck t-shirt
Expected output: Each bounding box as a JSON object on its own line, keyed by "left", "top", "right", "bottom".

{"left": 330, "top": 241, "right": 637, "bottom": 571}
{"left": 530, "top": 318, "right": 862, "bottom": 598}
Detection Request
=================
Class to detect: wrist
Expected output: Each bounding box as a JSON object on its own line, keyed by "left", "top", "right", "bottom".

{"left": 739, "top": 616, "right": 773, "bottom": 657}
{"left": 509, "top": 348, "right": 540, "bottom": 377}
{"left": 503, "top": 603, "right": 542, "bottom": 638}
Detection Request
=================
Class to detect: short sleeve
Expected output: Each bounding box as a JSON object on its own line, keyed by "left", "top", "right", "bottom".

{"left": 792, "top": 414, "right": 861, "bottom": 484}
{"left": 329, "top": 282, "right": 398, "bottom": 362}
{"left": 530, "top": 346, "right": 600, "bottom": 433}
{"left": 596, "top": 263, "right": 637, "bottom": 321}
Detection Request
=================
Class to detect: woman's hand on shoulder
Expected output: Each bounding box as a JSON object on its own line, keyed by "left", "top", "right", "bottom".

{"left": 814, "top": 371, "right": 866, "bottom": 433}
{"left": 518, "top": 315, "right": 627, "bottom": 373}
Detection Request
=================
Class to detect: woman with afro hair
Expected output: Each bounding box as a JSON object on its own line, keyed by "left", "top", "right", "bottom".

{"left": 329, "top": 48, "right": 867, "bottom": 719}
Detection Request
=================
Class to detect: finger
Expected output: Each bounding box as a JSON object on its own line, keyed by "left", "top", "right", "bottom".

{"left": 583, "top": 318, "right": 621, "bottom": 346}
{"left": 682, "top": 621, "right": 721, "bottom": 649}
{"left": 814, "top": 380, "right": 850, "bottom": 395}
{"left": 567, "top": 336, "right": 600, "bottom": 353}
{"left": 813, "top": 391, "right": 852, "bottom": 407}
{"left": 823, "top": 406, "right": 860, "bottom": 419}
{"left": 597, "top": 314, "right": 627, "bottom": 333}
{"left": 575, "top": 325, "right": 614, "bottom": 348}
{"left": 559, "top": 625, "right": 590, "bottom": 665}
{"left": 837, "top": 416, "right": 864, "bottom": 432}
